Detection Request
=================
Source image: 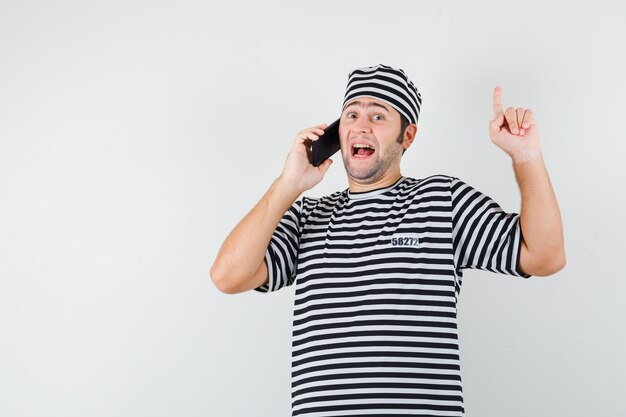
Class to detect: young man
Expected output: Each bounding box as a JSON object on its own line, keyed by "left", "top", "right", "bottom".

{"left": 211, "top": 64, "right": 565, "bottom": 416}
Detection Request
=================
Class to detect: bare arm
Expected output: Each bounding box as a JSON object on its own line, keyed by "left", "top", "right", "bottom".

{"left": 514, "top": 152, "right": 566, "bottom": 276}
{"left": 489, "top": 86, "right": 566, "bottom": 276}
{"left": 210, "top": 177, "right": 301, "bottom": 294}
{"left": 210, "top": 123, "right": 334, "bottom": 294}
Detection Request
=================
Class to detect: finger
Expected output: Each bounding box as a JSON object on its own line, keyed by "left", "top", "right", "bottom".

{"left": 295, "top": 134, "right": 317, "bottom": 147}
{"left": 516, "top": 108, "right": 525, "bottom": 135}
{"left": 299, "top": 132, "right": 319, "bottom": 141}
{"left": 521, "top": 109, "right": 535, "bottom": 128}
{"left": 492, "top": 86, "right": 503, "bottom": 120}
{"left": 492, "top": 112, "right": 504, "bottom": 128}
{"left": 298, "top": 128, "right": 320, "bottom": 137}
{"left": 489, "top": 116, "right": 503, "bottom": 136}
{"left": 302, "top": 125, "right": 327, "bottom": 136}
{"left": 504, "top": 107, "right": 518, "bottom": 134}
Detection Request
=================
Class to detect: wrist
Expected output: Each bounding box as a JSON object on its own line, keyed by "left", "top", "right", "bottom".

{"left": 511, "top": 148, "right": 543, "bottom": 165}
{"left": 274, "top": 175, "right": 303, "bottom": 200}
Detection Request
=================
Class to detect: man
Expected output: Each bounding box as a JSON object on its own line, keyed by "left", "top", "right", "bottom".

{"left": 210, "top": 64, "right": 565, "bottom": 416}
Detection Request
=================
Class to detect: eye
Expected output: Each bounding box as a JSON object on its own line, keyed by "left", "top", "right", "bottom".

{"left": 372, "top": 114, "right": 384, "bottom": 121}
{"left": 346, "top": 112, "right": 356, "bottom": 119}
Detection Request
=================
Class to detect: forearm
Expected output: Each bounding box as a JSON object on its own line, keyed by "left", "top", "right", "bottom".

{"left": 513, "top": 151, "right": 566, "bottom": 268}
{"left": 210, "top": 176, "right": 301, "bottom": 290}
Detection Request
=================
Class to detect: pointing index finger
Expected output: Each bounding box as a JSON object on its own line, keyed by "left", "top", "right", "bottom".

{"left": 493, "top": 85, "right": 503, "bottom": 119}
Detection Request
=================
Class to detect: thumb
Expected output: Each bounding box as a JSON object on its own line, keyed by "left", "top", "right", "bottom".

{"left": 318, "top": 158, "right": 333, "bottom": 175}
{"left": 489, "top": 114, "right": 504, "bottom": 135}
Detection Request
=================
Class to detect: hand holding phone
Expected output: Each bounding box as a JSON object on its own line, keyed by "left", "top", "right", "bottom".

{"left": 278, "top": 123, "right": 335, "bottom": 195}
{"left": 310, "top": 118, "right": 340, "bottom": 167}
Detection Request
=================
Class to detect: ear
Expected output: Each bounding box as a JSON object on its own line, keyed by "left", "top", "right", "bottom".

{"left": 402, "top": 124, "right": 418, "bottom": 150}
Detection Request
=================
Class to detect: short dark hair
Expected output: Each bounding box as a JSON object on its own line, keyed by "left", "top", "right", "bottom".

{"left": 397, "top": 114, "right": 410, "bottom": 155}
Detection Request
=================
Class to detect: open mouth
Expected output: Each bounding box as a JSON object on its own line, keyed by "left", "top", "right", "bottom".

{"left": 351, "top": 143, "right": 376, "bottom": 159}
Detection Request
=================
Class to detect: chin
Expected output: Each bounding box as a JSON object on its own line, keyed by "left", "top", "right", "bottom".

{"left": 345, "top": 160, "right": 383, "bottom": 182}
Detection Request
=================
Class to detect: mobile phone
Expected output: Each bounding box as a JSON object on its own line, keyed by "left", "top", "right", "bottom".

{"left": 310, "top": 118, "right": 340, "bottom": 167}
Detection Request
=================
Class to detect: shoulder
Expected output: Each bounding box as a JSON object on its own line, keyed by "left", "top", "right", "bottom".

{"left": 303, "top": 190, "right": 343, "bottom": 205}
{"left": 403, "top": 174, "right": 459, "bottom": 191}
{"left": 299, "top": 190, "right": 344, "bottom": 215}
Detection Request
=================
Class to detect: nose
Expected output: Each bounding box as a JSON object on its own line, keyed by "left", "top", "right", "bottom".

{"left": 351, "top": 117, "right": 372, "bottom": 135}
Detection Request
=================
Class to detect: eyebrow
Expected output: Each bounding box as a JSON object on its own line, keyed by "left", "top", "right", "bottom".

{"left": 344, "top": 100, "right": 390, "bottom": 113}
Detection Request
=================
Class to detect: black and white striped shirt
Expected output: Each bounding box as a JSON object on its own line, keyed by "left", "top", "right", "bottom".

{"left": 255, "top": 174, "right": 531, "bottom": 417}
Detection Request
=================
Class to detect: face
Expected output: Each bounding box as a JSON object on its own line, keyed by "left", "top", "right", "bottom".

{"left": 339, "top": 96, "right": 406, "bottom": 183}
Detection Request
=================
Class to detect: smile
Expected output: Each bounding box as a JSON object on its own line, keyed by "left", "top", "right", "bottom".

{"left": 351, "top": 143, "right": 376, "bottom": 159}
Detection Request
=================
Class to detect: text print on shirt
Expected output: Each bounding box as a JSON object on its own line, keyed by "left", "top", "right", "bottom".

{"left": 390, "top": 232, "right": 420, "bottom": 247}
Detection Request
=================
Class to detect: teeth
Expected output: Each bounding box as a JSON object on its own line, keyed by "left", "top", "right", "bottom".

{"left": 352, "top": 143, "right": 374, "bottom": 158}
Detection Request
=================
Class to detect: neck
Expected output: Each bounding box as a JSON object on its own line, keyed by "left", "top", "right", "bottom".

{"left": 347, "top": 170, "right": 403, "bottom": 193}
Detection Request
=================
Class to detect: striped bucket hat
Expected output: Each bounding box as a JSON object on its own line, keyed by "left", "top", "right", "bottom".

{"left": 342, "top": 64, "right": 422, "bottom": 125}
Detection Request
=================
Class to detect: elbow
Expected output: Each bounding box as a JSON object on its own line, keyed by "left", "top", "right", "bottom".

{"left": 555, "top": 252, "right": 567, "bottom": 272}
{"left": 210, "top": 263, "right": 237, "bottom": 295}
{"left": 534, "top": 251, "right": 567, "bottom": 277}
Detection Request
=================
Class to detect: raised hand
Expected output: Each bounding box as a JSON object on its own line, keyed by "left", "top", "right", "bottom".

{"left": 489, "top": 86, "right": 542, "bottom": 162}
{"left": 279, "top": 123, "right": 334, "bottom": 194}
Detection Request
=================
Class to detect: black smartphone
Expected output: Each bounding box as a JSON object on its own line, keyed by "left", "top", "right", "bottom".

{"left": 310, "top": 118, "right": 340, "bottom": 167}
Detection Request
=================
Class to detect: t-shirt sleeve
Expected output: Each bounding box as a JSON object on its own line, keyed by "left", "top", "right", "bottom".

{"left": 253, "top": 197, "right": 304, "bottom": 293}
{"left": 450, "top": 177, "right": 531, "bottom": 278}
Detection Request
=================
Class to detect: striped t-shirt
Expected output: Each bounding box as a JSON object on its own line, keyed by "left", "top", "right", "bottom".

{"left": 255, "top": 174, "right": 531, "bottom": 417}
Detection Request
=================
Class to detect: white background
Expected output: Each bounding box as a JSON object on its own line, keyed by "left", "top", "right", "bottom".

{"left": 1, "top": 1, "right": 625, "bottom": 416}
